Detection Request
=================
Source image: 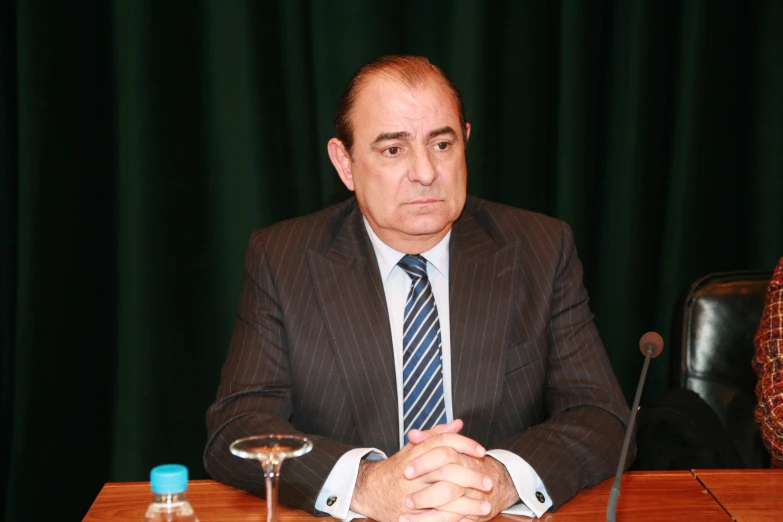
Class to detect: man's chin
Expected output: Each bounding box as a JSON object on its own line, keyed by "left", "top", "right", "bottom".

{"left": 396, "top": 218, "right": 454, "bottom": 237}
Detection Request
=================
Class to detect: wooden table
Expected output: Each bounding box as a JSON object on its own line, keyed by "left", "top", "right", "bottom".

{"left": 84, "top": 479, "right": 311, "bottom": 522}
{"left": 535, "top": 470, "right": 728, "bottom": 521}
{"left": 84, "top": 470, "right": 733, "bottom": 521}
{"left": 694, "top": 469, "right": 783, "bottom": 521}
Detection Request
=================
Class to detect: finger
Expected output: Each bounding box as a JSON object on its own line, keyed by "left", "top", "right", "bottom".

{"left": 405, "top": 480, "right": 465, "bottom": 510}
{"left": 435, "top": 496, "right": 492, "bottom": 518}
{"left": 405, "top": 477, "right": 492, "bottom": 513}
{"left": 407, "top": 419, "right": 464, "bottom": 444}
{"left": 427, "top": 463, "right": 492, "bottom": 491}
{"left": 413, "top": 432, "right": 485, "bottom": 460}
{"left": 404, "top": 445, "right": 462, "bottom": 479}
{"left": 404, "top": 437, "right": 486, "bottom": 479}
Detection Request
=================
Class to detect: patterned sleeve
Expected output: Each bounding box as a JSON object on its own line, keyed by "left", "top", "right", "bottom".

{"left": 753, "top": 257, "right": 783, "bottom": 468}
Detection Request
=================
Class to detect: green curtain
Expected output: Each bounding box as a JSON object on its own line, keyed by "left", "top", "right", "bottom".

{"left": 2, "top": 1, "right": 782, "bottom": 520}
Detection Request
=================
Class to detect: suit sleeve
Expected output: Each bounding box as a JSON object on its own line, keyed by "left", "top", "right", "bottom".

{"left": 203, "top": 232, "right": 356, "bottom": 515}
{"left": 497, "top": 222, "right": 633, "bottom": 510}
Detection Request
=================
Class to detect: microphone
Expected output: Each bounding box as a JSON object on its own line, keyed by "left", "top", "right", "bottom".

{"left": 606, "top": 331, "right": 664, "bottom": 522}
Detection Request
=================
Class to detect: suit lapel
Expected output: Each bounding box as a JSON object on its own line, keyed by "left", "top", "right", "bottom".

{"left": 449, "top": 210, "right": 520, "bottom": 447}
{"left": 308, "top": 208, "right": 399, "bottom": 456}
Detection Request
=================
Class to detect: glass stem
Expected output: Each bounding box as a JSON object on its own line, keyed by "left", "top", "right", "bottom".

{"left": 263, "top": 459, "right": 283, "bottom": 522}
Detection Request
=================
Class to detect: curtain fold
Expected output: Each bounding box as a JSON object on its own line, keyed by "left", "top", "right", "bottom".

{"left": 1, "top": 1, "right": 19, "bottom": 517}
{"left": 3, "top": 1, "right": 782, "bottom": 520}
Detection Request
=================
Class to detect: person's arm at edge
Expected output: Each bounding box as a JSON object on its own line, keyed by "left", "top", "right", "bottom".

{"left": 753, "top": 257, "right": 783, "bottom": 468}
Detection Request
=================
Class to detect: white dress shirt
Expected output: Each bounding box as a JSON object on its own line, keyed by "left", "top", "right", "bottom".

{"left": 314, "top": 219, "right": 552, "bottom": 519}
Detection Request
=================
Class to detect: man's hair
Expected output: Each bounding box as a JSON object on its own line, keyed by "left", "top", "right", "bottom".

{"left": 334, "top": 55, "right": 467, "bottom": 155}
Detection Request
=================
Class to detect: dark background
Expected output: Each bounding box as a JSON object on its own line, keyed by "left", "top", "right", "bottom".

{"left": 2, "top": 1, "right": 782, "bottom": 520}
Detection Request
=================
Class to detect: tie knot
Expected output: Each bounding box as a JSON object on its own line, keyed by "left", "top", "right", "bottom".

{"left": 398, "top": 255, "right": 428, "bottom": 280}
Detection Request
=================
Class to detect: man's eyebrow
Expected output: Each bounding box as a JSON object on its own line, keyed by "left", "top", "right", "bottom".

{"left": 372, "top": 131, "right": 411, "bottom": 146}
{"left": 428, "top": 126, "right": 457, "bottom": 139}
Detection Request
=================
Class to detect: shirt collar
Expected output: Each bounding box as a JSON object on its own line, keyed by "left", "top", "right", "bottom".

{"left": 362, "top": 217, "right": 451, "bottom": 281}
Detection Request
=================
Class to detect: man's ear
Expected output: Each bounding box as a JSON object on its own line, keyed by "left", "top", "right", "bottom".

{"left": 465, "top": 122, "right": 471, "bottom": 144}
{"left": 327, "top": 138, "right": 355, "bottom": 192}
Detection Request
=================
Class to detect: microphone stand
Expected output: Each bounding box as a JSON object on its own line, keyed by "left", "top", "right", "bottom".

{"left": 606, "top": 346, "right": 653, "bottom": 522}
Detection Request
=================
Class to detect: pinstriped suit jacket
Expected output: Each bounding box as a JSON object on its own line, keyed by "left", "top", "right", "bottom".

{"left": 204, "top": 195, "right": 632, "bottom": 514}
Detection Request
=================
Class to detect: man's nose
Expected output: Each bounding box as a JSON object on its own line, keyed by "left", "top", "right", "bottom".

{"left": 408, "top": 147, "right": 438, "bottom": 185}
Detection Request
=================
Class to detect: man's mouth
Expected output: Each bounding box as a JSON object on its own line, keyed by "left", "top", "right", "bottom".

{"left": 407, "top": 197, "right": 441, "bottom": 204}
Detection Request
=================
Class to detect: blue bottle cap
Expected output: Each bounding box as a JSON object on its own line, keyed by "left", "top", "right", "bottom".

{"left": 150, "top": 464, "right": 188, "bottom": 494}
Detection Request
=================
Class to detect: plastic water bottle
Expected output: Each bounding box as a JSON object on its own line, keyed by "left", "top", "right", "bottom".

{"left": 143, "top": 464, "right": 199, "bottom": 522}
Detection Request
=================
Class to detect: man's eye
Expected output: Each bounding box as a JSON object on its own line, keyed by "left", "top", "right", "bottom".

{"left": 436, "top": 142, "right": 449, "bottom": 150}
{"left": 387, "top": 146, "right": 399, "bottom": 155}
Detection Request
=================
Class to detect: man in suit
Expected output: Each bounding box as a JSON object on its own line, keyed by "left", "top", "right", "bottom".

{"left": 204, "top": 55, "right": 632, "bottom": 522}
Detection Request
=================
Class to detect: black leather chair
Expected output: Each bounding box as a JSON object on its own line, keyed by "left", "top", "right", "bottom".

{"left": 669, "top": 270, "right": 773, "bottom": 468}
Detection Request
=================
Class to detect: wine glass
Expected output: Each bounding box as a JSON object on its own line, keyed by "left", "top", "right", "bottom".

{"left": 230, "top": 434, "right": 313, "bottom": 522}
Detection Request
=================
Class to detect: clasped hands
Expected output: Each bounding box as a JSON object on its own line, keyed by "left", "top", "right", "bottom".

{"left": 351, "top": 419, "right": 519, "bottom": 522}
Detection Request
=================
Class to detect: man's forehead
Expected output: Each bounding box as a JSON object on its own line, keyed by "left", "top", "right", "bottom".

{"left": 352, "top": 74, "right": 460, "bottom": 134}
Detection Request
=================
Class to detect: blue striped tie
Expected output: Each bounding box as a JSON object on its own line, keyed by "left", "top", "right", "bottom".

{"left": 398, "top": 255, "right": 447, "bottom": 444}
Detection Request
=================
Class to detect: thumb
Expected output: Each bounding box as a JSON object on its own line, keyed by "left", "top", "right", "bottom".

{"left": 406, "top": 419, "right": 464, "bottom": 444}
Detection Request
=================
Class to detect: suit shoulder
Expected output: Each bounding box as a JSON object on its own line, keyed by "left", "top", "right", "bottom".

{"left": 246, "top": 198, "right": 358, "bottom": 258}
{"left": 465, "top": 195, "right": 570, "bottom": 245}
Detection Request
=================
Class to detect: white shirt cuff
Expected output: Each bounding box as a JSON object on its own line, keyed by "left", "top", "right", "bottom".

{"left": 487, "top": 449, "right": 553, "bottom": 518}
{"left": 315, "top": 447, "right": 388, "bottom": 521}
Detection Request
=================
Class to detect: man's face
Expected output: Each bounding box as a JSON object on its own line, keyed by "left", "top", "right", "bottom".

{"left": 329, "top": 73, "right": 470, "bottom": 253}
